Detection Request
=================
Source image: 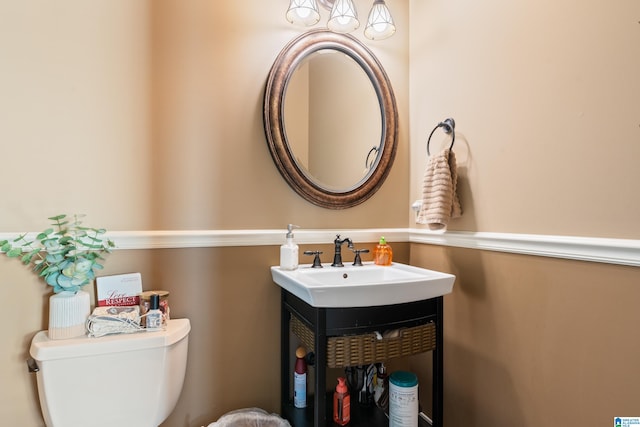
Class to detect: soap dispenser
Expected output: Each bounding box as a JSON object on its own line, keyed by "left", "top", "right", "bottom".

{"left": 280, "top": 224, "right": 300, "bottom": 270}
{"left": 333, "top": 377, "right": 350, "bottom": 425}
{"left": 374, "top": 236, "right": 393, "bottom": 266}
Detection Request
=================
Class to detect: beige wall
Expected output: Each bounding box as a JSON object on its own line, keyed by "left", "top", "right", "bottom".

{"left": 407, "top": 0, "right": 640, "bottom": 425}
{"left": 1, "top": 1, "right": 639, "bottom": 427}
{"left": 147, "top": 1, "right": 409, "bottom": 229}
{"left": 410, "top": 244, "right": 640, "bottom": 426}
{"left": 0, "top": 1, "right": 154, "bottom": 231}
{"left": 0, "top": 1, "right": 409, "bottom": 425}
{"left": 309, "top": 52, "right": 382, "bottom": 189}
{"left": 409, "top": 0, "right": 640, "bottom": 239}
{"left": 0, "top": 0, "right": 409, "bottom": 232}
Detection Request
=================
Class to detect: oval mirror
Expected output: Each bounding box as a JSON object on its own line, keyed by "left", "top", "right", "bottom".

{"left": 263, "top": 30, "right": 398, "bottom": 209}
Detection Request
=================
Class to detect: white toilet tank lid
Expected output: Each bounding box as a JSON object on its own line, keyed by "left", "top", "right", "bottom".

{"left": 30, "top": 318, "right": 190, "bottom": 362}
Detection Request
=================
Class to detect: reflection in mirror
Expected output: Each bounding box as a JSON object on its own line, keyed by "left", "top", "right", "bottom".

{"left": 264, "top": 30, "right": 397, "bottom": 209}
{"left": 284, "top": 49, "right": 381, "bottom": 191}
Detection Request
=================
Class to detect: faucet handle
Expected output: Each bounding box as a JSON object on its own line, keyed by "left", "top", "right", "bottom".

{"left": 303, "top": 250, "right": 323, "bottom": 268}
{"left": 350, "top": 248, "right": 370, "bottom": 266}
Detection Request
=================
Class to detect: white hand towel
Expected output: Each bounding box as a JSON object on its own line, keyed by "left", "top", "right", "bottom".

{"left": 416, "top": 149, "right": 462, "bottom": 230}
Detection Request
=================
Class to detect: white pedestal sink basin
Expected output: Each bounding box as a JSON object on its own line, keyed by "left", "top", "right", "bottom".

{"left": 271, "top": 262, "right": 455, "bottom": 307}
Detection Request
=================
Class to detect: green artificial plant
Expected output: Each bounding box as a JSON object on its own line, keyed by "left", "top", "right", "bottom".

{"left": 0, "top": 214, "right": 115, "bottom": 293}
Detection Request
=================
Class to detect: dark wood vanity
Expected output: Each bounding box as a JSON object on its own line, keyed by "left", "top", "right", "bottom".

{"left": 280, "top": 290, "right": 444, "bottom": 427}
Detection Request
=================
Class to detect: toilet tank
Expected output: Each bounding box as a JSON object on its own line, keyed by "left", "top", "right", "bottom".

{"left": 30, "top": 318, "right": 190, "bottom": 427}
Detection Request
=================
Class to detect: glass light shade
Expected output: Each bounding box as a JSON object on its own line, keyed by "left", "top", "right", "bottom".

{"left": 327, "top": 0, "right": 359, "bottom": 33}
{"left": 317, "top": 0, "right": 335, "bottom": 10}
{"left": 364, "top": 0, "right": 396, "bottom": 40}
{"left": 286, "top": 0, "right": 321, "bottom": 26}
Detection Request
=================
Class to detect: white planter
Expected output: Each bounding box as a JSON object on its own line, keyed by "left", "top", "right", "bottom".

{"left": 48, "top": 290, "right": 90, "bottom": 340}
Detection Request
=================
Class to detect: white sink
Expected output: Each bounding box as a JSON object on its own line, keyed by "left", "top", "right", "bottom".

{"left": 271, "top": 262, "right": 455, "bottom": 307}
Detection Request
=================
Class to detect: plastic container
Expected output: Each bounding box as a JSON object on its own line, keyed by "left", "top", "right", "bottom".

{"left": 389, "top": 371, "right": 418, "bottom": 427}
{"left": 294, "top": 346, "right": 307, "bottom": 408}
{"left": 373, "top": 236, "right": 393, "bottom": 266}
{"left": 333, "top": 377, "right": 350, "bottom": 425}
{"left": 280, "top": 224, "right": 300, "bottom": 270}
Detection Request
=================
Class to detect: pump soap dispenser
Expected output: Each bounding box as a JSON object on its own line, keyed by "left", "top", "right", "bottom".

{"left": 280, "top": 224, "right": 300, "bottom": 270}
{"left": 374, "top": 236, "right": 393, "bottom": 266}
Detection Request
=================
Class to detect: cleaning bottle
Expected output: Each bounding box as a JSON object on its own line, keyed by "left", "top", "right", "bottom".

{"left": 280, "top": 224, "right": 300, "bottom": 271}
{"left": 294, "top": 346, "right": 307, "bottom": 408}
{"left": 333, "top": 377, "right": 350, "bottom": 425}
{"left": 374, "top": 236, "right": 393, "bottom": 266}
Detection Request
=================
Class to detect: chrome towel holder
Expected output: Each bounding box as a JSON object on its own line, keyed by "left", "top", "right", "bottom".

{"left": 426, "top": 118, "right": 456, "bottom": 156}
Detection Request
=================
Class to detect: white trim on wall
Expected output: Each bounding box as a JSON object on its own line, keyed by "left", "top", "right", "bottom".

{"left": 105, "top": 229, "right": 407, "bottom": 249}
{"left": 410, "top": 230, "right": 640, "bottom": 268}
{"left": 2, "top": 229, "right": 638, "bottom": 267}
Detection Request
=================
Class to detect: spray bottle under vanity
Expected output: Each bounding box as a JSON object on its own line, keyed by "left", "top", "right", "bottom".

{"left": 294, "top": 346, "right": 307, "bottom": 408}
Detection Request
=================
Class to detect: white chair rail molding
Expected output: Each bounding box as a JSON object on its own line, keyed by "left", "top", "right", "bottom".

{"left": 9, "top": 228, "right": 632, "bottom": 268}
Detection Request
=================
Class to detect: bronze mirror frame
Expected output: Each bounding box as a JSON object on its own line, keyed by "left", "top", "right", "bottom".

{"left": 263, "top": 29, "right": 398, "bottom": 209}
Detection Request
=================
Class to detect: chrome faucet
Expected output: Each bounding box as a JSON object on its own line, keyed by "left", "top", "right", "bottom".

{"left": 331, "top": 234, "right": 353, "bottom": 267}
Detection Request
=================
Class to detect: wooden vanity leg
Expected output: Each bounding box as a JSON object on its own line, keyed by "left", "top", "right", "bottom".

{"left": 281, "top": 290, "right": 290, "bottom": 416}
{"left": 314, "top": 309, "right": 327, "bottom": 427}
{"left": 432, "top": 296, "right": 444, "bottom": 427}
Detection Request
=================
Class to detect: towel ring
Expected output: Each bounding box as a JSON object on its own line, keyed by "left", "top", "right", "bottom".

{"left": 426, "top": 118, "right": 456, "bottom": 156}
{"left": 365, "top": 146, "right": 379, "bottom": 170}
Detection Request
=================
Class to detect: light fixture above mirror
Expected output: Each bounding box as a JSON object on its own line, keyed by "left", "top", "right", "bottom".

{"left": 328, "top": 0, "right": 359, "bottom": 33}
{"left": 286, "top": 0, "right": 320, "bottom": 26}
{"left": 287, "top": 0, "right": 395, "bottom": 40}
